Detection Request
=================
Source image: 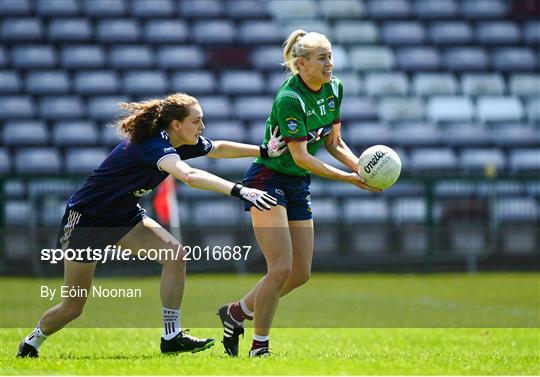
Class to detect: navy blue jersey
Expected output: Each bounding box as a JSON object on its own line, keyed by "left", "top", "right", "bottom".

{"left": 68, "top": 131, "right": 213, "bottom": 218}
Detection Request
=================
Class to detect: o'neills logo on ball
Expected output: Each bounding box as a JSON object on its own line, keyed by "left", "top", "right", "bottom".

{"left": 364, "top": 150, "right": 387, "bottom": 174}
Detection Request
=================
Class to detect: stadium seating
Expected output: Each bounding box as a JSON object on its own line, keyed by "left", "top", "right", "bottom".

{"left": 26, "top": 71, "right": 70, "bottom": 94}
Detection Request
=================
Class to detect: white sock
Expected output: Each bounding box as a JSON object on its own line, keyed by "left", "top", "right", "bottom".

{"left": 25, "top": 324, "right": 48, "bottom": 350}
{"left": 162, "top": 308, "right": 181, "bottom": 340}
{"left": 240, "top": 298, "right": 253, "bottom": 316}
{"left": 253, "top": 333, "right": 269, "bottom": 342}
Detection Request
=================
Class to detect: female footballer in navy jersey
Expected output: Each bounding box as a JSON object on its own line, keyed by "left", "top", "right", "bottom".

{"left": 17, "top": 93, "right": 285, "bottom": 358}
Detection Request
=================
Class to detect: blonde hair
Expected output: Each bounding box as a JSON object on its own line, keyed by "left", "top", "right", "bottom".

{"left": 117, "top": 93, "right": 198, "bottom": 143}
{"left": 282, "top": 30, "right": 331, "bottom": 75}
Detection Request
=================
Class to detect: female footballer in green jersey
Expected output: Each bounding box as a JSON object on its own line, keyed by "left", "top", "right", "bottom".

{"left": 218, "top": 30, "right": 381, "bottom": 357}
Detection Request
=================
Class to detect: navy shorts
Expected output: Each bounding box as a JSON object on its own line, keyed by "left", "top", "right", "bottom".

{"left": 242, "top": 163, "right": 312, "bottom": 221}
{"left": 55, "top": 205, "right": 147, "bottom": 263}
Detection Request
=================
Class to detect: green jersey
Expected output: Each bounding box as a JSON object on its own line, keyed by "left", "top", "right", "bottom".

{"left": 255, "top": 74, "right": 344, "bottom": 176}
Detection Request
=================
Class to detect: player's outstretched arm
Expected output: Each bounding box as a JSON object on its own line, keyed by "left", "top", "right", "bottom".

{"left": 324, "top": 122, "right": 359, "bottom": 172}
{"left": 288, "top": 141, "right": 381, "bottom": 193}
{"left": 159, "top": 155, "right": 277, "bottom": 210}
{"left": 208, "top": 127, "right": 287, "bottom": 159}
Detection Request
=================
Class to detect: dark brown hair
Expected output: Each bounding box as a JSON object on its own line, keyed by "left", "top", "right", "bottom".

{"left": 117, "top": 93, "right": 198, "bottom": 143}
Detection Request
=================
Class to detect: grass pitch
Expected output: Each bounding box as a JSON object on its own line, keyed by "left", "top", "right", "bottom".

{"left": 1, "top": 273, "right": 539, "bottom": 375}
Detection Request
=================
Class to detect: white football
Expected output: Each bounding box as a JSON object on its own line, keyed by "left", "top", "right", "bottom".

{"left": 358, "top": 145, "right": 401, "bottom": 190}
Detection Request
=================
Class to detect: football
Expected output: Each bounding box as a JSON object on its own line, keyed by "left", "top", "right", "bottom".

{"left": 358, "top": 145, "right": 401, "bottom": 190}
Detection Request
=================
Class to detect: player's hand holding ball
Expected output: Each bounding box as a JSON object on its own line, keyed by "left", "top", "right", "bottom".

{"left": 357, "top": 145, "right": 401, "bottom": 190}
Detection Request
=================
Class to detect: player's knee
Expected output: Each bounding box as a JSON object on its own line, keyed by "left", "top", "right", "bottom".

{"left": 61, "top": 302, "right": 85, "bottom": 321}
{"left": 269, "top": 263, "right": 292, "bottom": 285}
{"left": 294, "top": 270, "right": 311, "bottom": 287}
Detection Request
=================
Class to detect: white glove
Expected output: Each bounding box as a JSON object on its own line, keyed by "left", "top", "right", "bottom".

{"left": 231, "top": 183, "right": 278, "bottom": 211}
{"left": 262, "top": 126, "right": 288, "bottom": 158}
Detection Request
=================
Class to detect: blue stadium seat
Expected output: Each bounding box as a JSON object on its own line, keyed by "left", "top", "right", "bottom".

{"left": 3, "top": 121, "right": 48, "bottom": 146}
{"left": 344, "top": 122, "right": 392, "bottom": 147}
{"left": 461, "top": 0, "right": 508, "bottom": 18}
{"left": 427, "top": 96, "right": 474, "bottom": 122}
{"left": 340, "top": 97, "right": 377, "bottom": 120}
{"left": 460, "top": 148, "right": 506, "bottom": 171}
{"left": 509, "top": 149, "right": 540, "bottom": 172}
{"left": 251, "top": 46, "right": 282, "bottom": 71}
{"left": 524, "top": 21, "right": 540, "bottom": 45}
{"left": 4, "top": 200, "right": 32, "bottom": 225}
{"left": 65, "top": 148, "right": 108, "bottom": 174}
{"left": 87, "top": 96, "right": 129, "bottom": 121}
{"left": 238, "top": 21, "right": 283, "bottom": 44}
{"left": 0, "top": 0, "right": 31, "bottom": 15}
{"left": 60, "top": 45, "right": 105, "bottom": 68}
{"left": 0, "top": 71, "right": 21, "bottom": 93}
{"left": 310, "top": 198, "right": 339, "bottom": 224}
{"left": 434, "top": 180, "right": 476, "bottom": 198}
{"left": 343, "top": 198, "right": 389, "bottom": 224}
{"left": 477, "top": 97, "right": 524, "bottom": 123}
{"left": 381, "top": 21, "right": 425, "bottom": 45}
{"left": 267, "top": 72, "right": 289, "bottom": 93}
{"left": 492, "top": 124, "right": 539, "bottom": 147}
{"left": 131, "top": 0, "right": 174, "bottom": 17}
{"left": 409, "top": 148, "right": 457, "bottom": 171}
{"left": 397, "top": 47, "right": 441, "bottom": 71}
{"left": 192, "top": 20, "right": 235, "bottom": 44}
{"left": 110, "top": 45, "right": 153, "bottom": 69}
{"left": 83, "top": 0, "right": 127, "bottom": 17}
{"left": 179, "top": 0, "right": 223, "bottom": 17}
{"left": 197, "top": 96, "right": 232, "bottom": 120}
{"left": 247, "top": 122, "right": 266, "bottom": 144}
{"left": 48, "top": 19, "right": 92, "bottom": 42}
{"left": 334, "top": 71, "right": 363, "bottom": 96}
{"left": 12, "top": 46, "right": 56, "bottom": 69}
{"left": 267, "top": 0, "right": 318, "bottom": 19}
{"left": 223, "top": 0, "right": 270, "bottom": 18}
{"left": 220, "top": 71, "right": 264, "bottom": 95}
{"left": 203, "top": 120, "right": 245, "bottom": 141}
{"left": 157, "top": 46, "right": 205, "bottom": 69}
{"left": 1, "top": 18, "right": 43, "bottom": 41}
{"left": 429, "top": 21, "right": 473, "bottom": 45}
{"left": 101, "top": 124, "right": 123, "bottom": 146}
{"left": 143, "top": 20, "right": 188, "bottom": 44}
{"left": 492, "top": 198, "right": 538, "bottom": 223}
{"left": 413, "top": 0, "right": 458, "bottom": 18}
{"left": 233, "top": 96, "right": 274, "bottom": 121}
{"left": 320, "top": 0, "right": 365, "bottom": 19}
{"left": 477, "top": 21, "right": 521, "bottom": 45}
{"left": 39, "top": 96, "right": 84, "bottom": 120}
{"left": 170, "top": 71, "right": 216, "bottom": 94}
{"left": 441, "top": 124, "right": 490, "bottom": 147}
{"left": 461, "top": 74, "right": 505, "bottom": 96}
{"left": 391, "top": 123, "right": 440, "bottom": 147}
{"left": 26, "top": 71, "right": 70, "bottom": 94}
{"left": 282, "top": 20, "right": 333, "bottom": 40}
{"left": 0, "top": 96, "right": 35, "bottom": 119}
{"left": 366, "top": 0, "right": 411, "bottom": 18}
{"left": 334, "top": 21, "right": 379, "bottom": 44}
{"left": 349, "top": 47, "right": 395, "bottom": 71}
{"left": 526, "top": 97, "right": 540, "bottom": 123}
{"left": 378, "top": 98, "right": 424, "bottom": 122}
{"left": 444, "top": 47, "right": 489, "bottom": 71}
{"left": 510, "top": 74, "right": 540, "bottom": 97}
{"left": 96, "top": 19, "right": 140, "bottom": 43}
{"left": 35, "top": 0, "right": 79, "bottom": 16}
{"left": 413, "top": 73, "right": 457, "bottom": 96}
{"left": 52, "top": 121, "right": 99, "bottom": 146}
{"left": 391, "top": 198, "right": 427, "bottom": 224}
{"left": 74, "top": 71, "right": 119, "bottom": 94}
{"left": 330, "top": 46, "right": 350, "bottom": 72}
{"left": 365, "top": 73, "right": 408, "bottom": 96}
{"left": 492, "top": 48, "right": 537, "bottom": 72}
{"left": 0, "top": 148, "right": 10, "bottom": 175}
{"left": 191, "top": 200, "right": 241, "bottom": 225}
{"left": 122, "top": 71, "right": 166, "bottom": 94}
{"left": 15, "top": 148, "right": 61, "bottom": 174}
